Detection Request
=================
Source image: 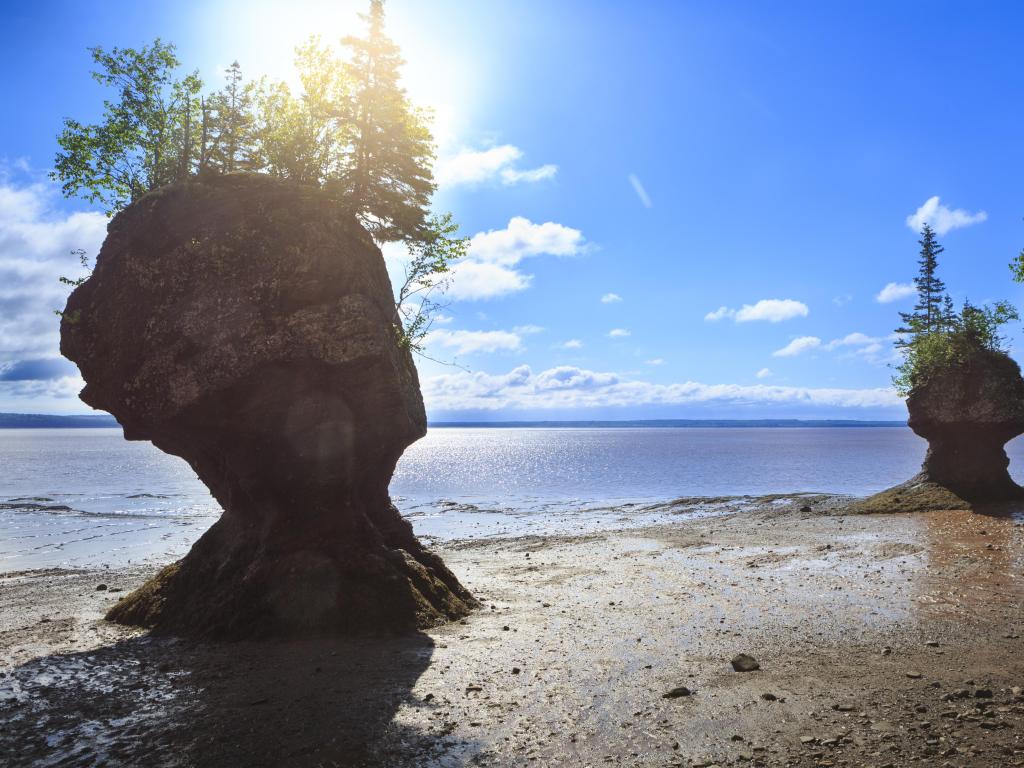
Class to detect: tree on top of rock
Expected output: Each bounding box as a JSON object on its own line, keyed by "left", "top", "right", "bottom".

{"left": 52, "top": 2, "right": 463, "bottom": 352}
{"left": 892, "top": 225, "right": 1017, "bottom": 394}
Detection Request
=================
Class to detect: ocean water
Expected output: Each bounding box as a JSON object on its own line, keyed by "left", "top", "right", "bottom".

{"left": 3, "top": 426, "right": 1021, "bottom": 571}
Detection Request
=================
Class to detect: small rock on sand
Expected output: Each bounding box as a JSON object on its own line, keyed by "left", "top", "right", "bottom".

{"left": 662, "top": 686, "right": 693, "bottom": 699}
{"left": 731, "top": 653, "right": 760, "bottom": 672}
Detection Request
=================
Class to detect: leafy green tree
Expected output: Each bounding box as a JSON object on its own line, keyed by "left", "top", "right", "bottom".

{"left": 53, "top": 40, "right": 202, "bottom": 214}
{"left": 335, "top": 0, "right": 435, "bottom": 241}
{"left": 394, "top": 213, "right": 467, "bottom": 351}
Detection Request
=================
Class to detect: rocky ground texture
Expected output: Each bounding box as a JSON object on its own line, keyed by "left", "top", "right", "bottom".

{"left": 1, "top": 496, "right": 1023, "bottom": 767}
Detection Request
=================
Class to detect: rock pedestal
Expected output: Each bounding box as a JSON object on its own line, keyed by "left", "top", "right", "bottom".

{"left": 60, "top": 174, "right": 475, "bottom": 638}
{"left": 857, "top": 348, "right": 1024, "bottom": 513}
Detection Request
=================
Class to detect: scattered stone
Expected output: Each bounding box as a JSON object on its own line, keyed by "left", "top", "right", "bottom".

{"left": 95, "top": 584, "right": 107, "bottom": 591}
{"left": 511, "top": 667, "right": 521, "bottom": 675}
{"left": 906, "top": 671, "right": 923, "bottom": 679}
{"left": 975, "top": 688, "right": 993, "bottom": 698}
{"left": 731, "top": 654, "right": 760, "bottom": 672}
{"left": 662, "top": 686, "right": 693, "bottom": 699}
{"left": 760, "top": 693, "right": 778, "bottom": 701}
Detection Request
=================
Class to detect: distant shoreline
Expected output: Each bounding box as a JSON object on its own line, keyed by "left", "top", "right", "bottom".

{"left": 0, "top": 413, "right": 907, "bottom": 429}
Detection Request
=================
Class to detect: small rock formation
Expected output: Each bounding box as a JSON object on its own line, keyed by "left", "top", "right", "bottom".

{"left": 61, "top": 174, "right": 475, "bottom": 638}
{"left": 857, "top": 348, "right": 1024, "bottom": 512}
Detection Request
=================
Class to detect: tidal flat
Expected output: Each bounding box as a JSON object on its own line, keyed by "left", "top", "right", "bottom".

{"left": 1, "top": 496, "right": 1023, "bottom": 767}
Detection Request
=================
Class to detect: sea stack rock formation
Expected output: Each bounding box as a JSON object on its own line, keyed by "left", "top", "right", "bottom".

{"left": 60, "top": 174, "right": 475, "bottom": 638}
{"left": 858, "top": 348, "right": 1024, "bottom": 512}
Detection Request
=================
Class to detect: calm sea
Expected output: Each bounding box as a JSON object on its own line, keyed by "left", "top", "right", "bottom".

{"left": 3, "top": 426, "right": 1019, "bottom": 571}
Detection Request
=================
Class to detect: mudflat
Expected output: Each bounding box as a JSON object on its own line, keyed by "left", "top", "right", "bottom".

{"left": 1, "top": 497, "right": 1022, "bottom": 767}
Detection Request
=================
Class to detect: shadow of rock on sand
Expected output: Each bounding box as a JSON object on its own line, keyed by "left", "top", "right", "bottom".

{"left": 0, "top": 631, "right": 478, "bottom": 767}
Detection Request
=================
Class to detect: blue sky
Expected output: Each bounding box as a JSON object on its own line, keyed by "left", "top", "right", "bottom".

{"left": 3, "top": 0, "right": 1024, "bottom": 419}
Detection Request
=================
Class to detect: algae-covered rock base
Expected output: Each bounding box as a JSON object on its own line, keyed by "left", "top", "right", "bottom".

{"left": 59, "top": 174, "right": 474, "bottom": 638}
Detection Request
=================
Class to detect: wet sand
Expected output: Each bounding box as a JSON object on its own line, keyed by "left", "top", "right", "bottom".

{"left": 1, "top": 496, "right": 1023, "bottom": 767}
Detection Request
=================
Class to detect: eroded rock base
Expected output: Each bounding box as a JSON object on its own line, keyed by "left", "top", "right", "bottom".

{"left": 106, "top": 509, "right": 475, "bottom": 639}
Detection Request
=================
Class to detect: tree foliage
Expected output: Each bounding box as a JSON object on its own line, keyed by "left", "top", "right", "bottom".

{"left": 53, "top": 2, "right": 460, "bottom": 353}
{"left": 893, "top": 227, "right": 1018, "bottom": 394}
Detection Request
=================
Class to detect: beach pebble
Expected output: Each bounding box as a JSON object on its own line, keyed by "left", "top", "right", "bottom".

{"left": 662, "top": 686, "right": 693, "bottom": 699}
{"left": 95, "top": 584, "right": 108, "bottom": 591}
{"left": 906, "top": 671, "right": 923, "bottom": 679}
{"left": 731, "top": 654, "right": 760, "bottom": 672}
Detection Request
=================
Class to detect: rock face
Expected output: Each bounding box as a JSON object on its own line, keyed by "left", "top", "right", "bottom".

{"left": 908, "top": 348, "right": 1024, "bottom": 500}
{"left": 60, "top": 174, "right": 475, "bottom": 638}
{"left": 857, "top": 348, "right": 1024, "bottom": 512}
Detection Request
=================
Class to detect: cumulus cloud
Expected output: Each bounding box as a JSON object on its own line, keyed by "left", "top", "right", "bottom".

{"left": 435, "top": 145, "right": 557, "bottom": 188}
{"left": 421, "top": 365, "right": 902, "bottom": 413}
{"left": 756, "top": 368, "right": 772, "bottom": 379}
{"left": 706, "top": 299, "right": 809, "bottom": 324}
{"left": 601, "top": 292, "right": 623, "bottom": 304}
{"left": 906, "top": 196, "right": 987, "bottom": 235}
{"left": 447, "top": 217, "right": 586, "bottom": 301}
{"left": 772, "top": 336, "right": 822, "bottom": 357}
{"left": 645, "top": 358, "right": 665, "bottom": 366}
{"left": 560, "top": 339, "right": 583, "bottom": 349}
{"left": 628, "top": 174, "right": 652, "bottom": 208}
{"left": 876, "top": 282, "right": 916, "bottom": 303}
{"left": 0, "top": 171, "right": 105, "bottom": 407}
{"left": 823, "top": 331, "right": 895, "bottom": 364}
{"left": 608, "top": 328, "right": 631, "bottom": 338}
{"left": 424, "top": 328, "right": 523, "bottom": 356}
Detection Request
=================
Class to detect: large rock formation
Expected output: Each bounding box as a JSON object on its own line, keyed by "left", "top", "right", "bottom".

{"left": 60, "top": 174, "right": 475, "bottom": 638}
{"left": 857, "top": 347, "right": 1024, "bottom": 513}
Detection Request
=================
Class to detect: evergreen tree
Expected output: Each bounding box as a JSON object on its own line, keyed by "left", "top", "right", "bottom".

{"left": 897, "top": 224, "right": 948, "bottom": 342}
{"left": 209, "top": 61, "right": 256, "bottom": 172}
{"left": 336, "top": 0, "right": 435, "bottom": 241}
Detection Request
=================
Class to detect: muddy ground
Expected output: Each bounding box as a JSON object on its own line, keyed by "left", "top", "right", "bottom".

{"left": 1, "top": 496, "right": 1023, "bottom": 767}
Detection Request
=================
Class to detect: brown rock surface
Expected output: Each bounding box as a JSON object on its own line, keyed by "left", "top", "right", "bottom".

{"left": 60, "top": 174, "right": 474, "bottom": 638}
{"left": 857, "top": 347, "right": 1024, "bottom": 512}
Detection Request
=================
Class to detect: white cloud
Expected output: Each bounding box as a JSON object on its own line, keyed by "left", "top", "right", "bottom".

{"left": 601, "top": 292, "right": 623, "bottom": 304}
{"left": 435, "top": 145, "right": 557, "bottom": 188}
{"left": 832, "top": 294, "right": 852, "bottom": 307}
{"left": 628, "top": 174, "right": 653, "bottom": 208}
{"left": 707, "top": 299, "right": 809, "bottom": 324}
{"left": 446, "top": 261, "right": 532, "bottom": 300}
{"left": 823, "top": 331, "right": 895, "bottom": 364}
{"left": 513, "top": 324, "right": 544, "bottom": 335}
{"left": 756, "top": 368, "right": 772, "bottom": 379}
{"left": 446, "top": 217, "right": 586, "bottom": 301}
{"left": 424, "top": 328, "right": 522, "bottom": 355}
{"left": 468, "top": 217, "right": 585, "bottom": 265}
{"left": 704, "top": 306, "right": 734, "bottom": 322}
{"left": 608, "top": 328, "right": 631, "bottom": 338}
{"left": 560, "top": 339, "right": 584, "bottom": 349}
{"left": 0, "top": 173, "right": 106, "bottom": 373}
{"left": 737, "top": 299, "right": 809, "bottom": 323}
{"left": 421, "top": 365, "right": 902, "bottom": 412}
{"left": 645, "top": 358, "right": 665, "bottom": 366}
{"left": 773, "top": 336, "right": 822, "bottom": 357}
{"left": 906, "top": 196, "right": 987, "bottom": 235}
{"left": 501, "top": 164, "right": 558, "bottom": 184}
{"left": 876, "top": 282, "right": 916, "bottom": 303}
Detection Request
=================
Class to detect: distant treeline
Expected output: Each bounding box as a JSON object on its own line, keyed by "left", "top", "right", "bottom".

{"left": 429, "top": 420, "right": 908, "bottom": 429}
{"left": 1, "top": 415, "right": 909, "bottom": 429}
{"left": 0, "top": 413, "right": 118, "bottom": 428}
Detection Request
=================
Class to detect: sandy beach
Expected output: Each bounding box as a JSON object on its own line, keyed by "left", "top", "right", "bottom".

{"left": 1, "top": 495, "right": 1023, "bottom": 767}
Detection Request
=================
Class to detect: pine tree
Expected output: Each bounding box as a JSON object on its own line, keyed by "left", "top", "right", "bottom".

{"left": 336, "top": 0, "right": 435, "bottom": 241}
{"left": 208, "top": 61, "right": 255, "bottom": 173}
{"left": 897, "top": 224, "right": 948, "bottom": 342}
